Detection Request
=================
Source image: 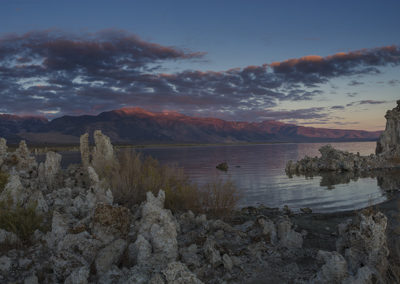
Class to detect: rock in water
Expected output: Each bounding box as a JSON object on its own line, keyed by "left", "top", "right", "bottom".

{"left": 80, "top": 133, "right": 90, "bottom": 169}
{"left": 376, "top": 99, "right": 400, "bottom": 158}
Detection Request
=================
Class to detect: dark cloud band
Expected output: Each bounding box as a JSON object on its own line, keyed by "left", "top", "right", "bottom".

{"left": 0, "top": 30, "right": 399, "bottom": 122}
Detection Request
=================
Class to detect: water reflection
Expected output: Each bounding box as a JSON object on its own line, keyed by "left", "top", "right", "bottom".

{"left": 36, "top": 142, "right": 400, "bottom": 213}
{"left": 290, "top": 170, "right": 400, "bottom": 192}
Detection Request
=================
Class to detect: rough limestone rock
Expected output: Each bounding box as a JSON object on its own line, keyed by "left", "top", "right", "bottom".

{"left": 0, "top": 229, "right": 20, "bottom": 245}
{"left": 80, "top": 133, "right": 90, "bottom": 169}
{"left": 162, "top": 261, "right": 204, "bottom": 284}
{"left": 64, "top": 266, "right": 90, "bottom": 284}
{"left": 0, "top": 174, "right": 26, "bottom": 206}
{"left": 128, "top": 234, "right": 152, "bottom": 265}
{"left": 91, "top": 203, "right": 131, "bottom": 243}
{"left": 138, "top": 191, "right": 179, "bottom": 262}
{"left": 14, "top": 140, "right": 37, "bottom": 171}
{"left": 376, "top": 100, "right": 400, "bottom": 158}
{"left": 92, "top": 130, "right": 115, "bottom": 171}
{"left": 39, "top": 151, "right": 62, "bottom": 189}
{"left": 258, "top": 217, "right": 277, "bottom": 244}
{"left": 222, "top": 253, "right": 233, "bottom": 271}
{"left": 86, "top": 166, "right": 113, "bottom": 206}
{"left": 336, "top": 211, "right": 389, "bottom": 279}
{"left": 180, "top": 244, "right": 200, "bottom": 268}
{"left": 312, "top": 250, "right": 349, "bottom": 283}
{"left": 95, "top": 239, "right": 127, "bottom": 275}
{"left": 276, "top": 216, "right": 303, "bottom": 248}
{"left": 0, "top": 256, "right": 12, "bottom": 274}
{"left": 45, "top": 211, "right": 69, "bottom": 248}
{"left": 204, "top": 237, "right": 222, "bottom": 267}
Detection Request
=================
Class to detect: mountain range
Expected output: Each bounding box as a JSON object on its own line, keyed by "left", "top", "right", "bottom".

{"left": 0, "top": 107, "right": 382, "bottom": 145}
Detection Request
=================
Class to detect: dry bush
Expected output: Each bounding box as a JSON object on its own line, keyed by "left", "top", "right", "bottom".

{"left": 200, "top": 179, "right": 241, "bottom": 218}
{"left": 0, "top": 200, "right": 44, "bottom": 244}
{"left": 0, "top": 171, "right": 9, "bottom": 193}
{"left": 104, "top": 149, "right": 240, "bottom": 216}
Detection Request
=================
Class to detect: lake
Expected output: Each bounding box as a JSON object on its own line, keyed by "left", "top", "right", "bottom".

{"left": 53, "top": 142, "right": 400, "bottom": 213}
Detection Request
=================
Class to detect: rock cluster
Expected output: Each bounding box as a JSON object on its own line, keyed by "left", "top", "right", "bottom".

{"left": 286, "top": 145, "right": 386, "bottom": 174}
{"left": 313, "top": 211, "right": 389, "bottom": 283}
{"left": 376, "top": 100, "right": 400, "bottom": 158}
{"left": 286, "top": 102, "right": 400, "bottom": 176}
{"left": 0, "top": 132, "right": 394, "bottom": 283}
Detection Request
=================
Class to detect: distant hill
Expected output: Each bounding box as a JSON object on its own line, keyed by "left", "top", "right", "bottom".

{"left": 0, "top": 107, "right": 382, "bottom": 145}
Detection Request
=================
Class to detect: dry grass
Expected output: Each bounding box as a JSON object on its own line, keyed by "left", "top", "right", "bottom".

{"left": 99, "top": 149, "right": 240, "bottom": 216}
{"left": 0, "top": 199, "right": 44, "bottom": 244}
{"left": 0, "top": 170, "right": 9, "bottom": 193}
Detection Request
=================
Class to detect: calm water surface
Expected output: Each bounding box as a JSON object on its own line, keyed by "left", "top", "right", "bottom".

{"left": 56, "top": 142, "right": 398, "bottom": 213}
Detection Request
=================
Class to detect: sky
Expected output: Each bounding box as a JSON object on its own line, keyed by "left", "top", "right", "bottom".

{"left": 0, "top": 0, "right": 399, "bottom": 131}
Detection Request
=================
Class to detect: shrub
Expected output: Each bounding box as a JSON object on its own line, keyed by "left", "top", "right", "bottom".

{"left": 0, "top": 171, "right": 9, "bottom": 193}
{"left": 0, "top": 200, "right": 44, "bottom": 244}
{"left": 102, "top": 149, "right": 240, "bottom": 216}
{"left": 200, "top": 179, "right": 241, "bottom": 217}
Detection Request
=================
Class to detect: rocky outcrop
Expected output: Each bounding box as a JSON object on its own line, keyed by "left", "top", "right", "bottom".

{"left": 286, "top": 145, "right": 386, "bottom": 175}
{"left": 0, "top": 131, "right": 395, "bottom": 283}
{"left": 337, "top": 211, "right": 389, "bottom": 279}
{"left": 92, "top": 130, "right": 115, "bottom": 171}
{"left": 312, "top": 210, "right": 390, "bottom": 283}
{"left": 286, "top": 101, "right": 400, "bottom": 176}
{"left": 134, "top": 191, "right": 179, "bottom": 267}
{"left": 38, "top": 151, "right": 62, "bottom": 190}
{"left": 376, "top": 100, "right": 400, "bottom": 158}
{"left": 80, "top": 133, "right": 90, "bottom": 169}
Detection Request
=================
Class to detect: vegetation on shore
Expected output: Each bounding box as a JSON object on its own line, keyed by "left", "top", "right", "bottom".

{"left": 0, "top": 200, "right": 44, "bottom": 245}
{"left": 94, "top": 149, "right": 240, "bottom": 217}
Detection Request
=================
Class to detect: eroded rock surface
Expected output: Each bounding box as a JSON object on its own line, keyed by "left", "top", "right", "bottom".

{"left": 376, "top": 100, "right": 400, "bottom": 158}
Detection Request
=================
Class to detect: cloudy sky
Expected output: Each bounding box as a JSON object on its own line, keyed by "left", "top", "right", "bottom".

{"left": 1, "top": 0, "right": 399, "bottom": 131}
